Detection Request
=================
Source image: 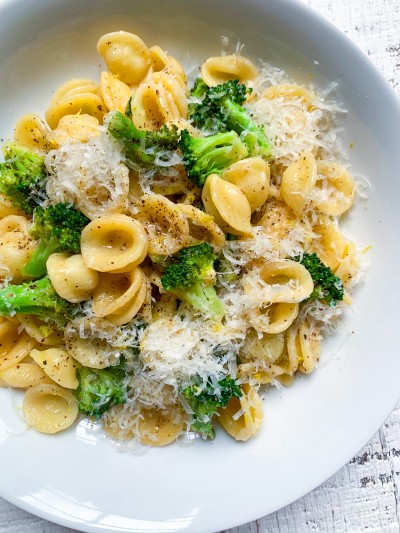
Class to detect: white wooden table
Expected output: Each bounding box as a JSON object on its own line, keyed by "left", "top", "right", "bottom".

{"left": 1, "top": 0, "right": 399, "bottom": 531}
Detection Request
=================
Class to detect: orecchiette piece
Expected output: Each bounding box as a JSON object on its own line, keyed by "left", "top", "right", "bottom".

{"left": 313, "top": 161, "right": 356, "bottom": 216}
{"left": 47, "top": 253, "right": 99, "bottom": 303}
{"left": 0, "top": 319, "right": 35, "bottom": 372}
{"left": 201, "top": 55, "right": 258, "bottom": 87}
{"left": 81, "top": 215, "right": 148, "bottom": 273}
{"left": 240, "top": 329, "right": 285, "bottom": 365}
{"left": 149, "top": 45, "right": 187, "bottom": 89}
{"left": 23, "top": 383, "right": 79, "bottom": 434}
{"left": 138, "top": 405, "right": 185, "bottom": 446}
{"left": 64, "top": 317, "right": 124, "bottom": 369}
{"left": 281, "top": 152, "right": 317, "bottom": 214}
{"left": 48, "top": 114, "right": 100, "bottom": 146}
{"left": 14, "top": 113, "right": 50, "bottom": 152}
{"left": 243, "top": 259, "right": 314, "bottom": 304}
{"left": 100, "top": 71, "right": 132, "bottom": 114}
{"left": 0, "top": 362, "right": 49, "bottom": 388}
{"left": 218, "top": 384, "right": 263, "bottom": 441}
{"left": 18, "top": 315, "right": 64, "bottom": 346}
{"left": 135, "top": 194, "right": 189, "bottom": 255}
{"left": 93, "top": 267, "right": 146, "bottom": 326}
{"left": 45, "top": 78, "right": 106, "bottom": 129}
{"left": 202, "top": 174, "right": 253, "bottom": 236}
{"left": 249, "top": 302, "right": 299, "bottom": 334}
{"left": 0, "top": 215, "right": 35, "bottom": 282}
{"left": 286, "top": 318, "right": 321, "bottom": 374}
{"left": 0, "top": 194, "right": 23, "bottom": 218}
{"left": 97, "top": 31, "right": 151, "bottom": 85}
{"left": 222, "top": 157, "right": 270, "bottom": 211}
{"left": 178, "top": 204, "right": 226, "bottom": 252}
{"left": 30, "top": 347, "right": 79, "bottom": 389}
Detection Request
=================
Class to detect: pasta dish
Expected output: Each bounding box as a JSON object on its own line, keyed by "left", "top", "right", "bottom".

{"left": 0, "top": 31, "right": 361, "bottom": 446}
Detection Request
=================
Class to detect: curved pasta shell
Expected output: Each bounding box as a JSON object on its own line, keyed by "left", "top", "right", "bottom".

{"left": 202, "top": 174, "right": 252, "bottom": 236}
{"left": 47, "top": 253, "right": 99, "bottom": 303}
{"left": 222, "top": 157, "right": 270, "bottom": 211}
{"left": 14, "top": 113, "right": 50, "bottom": 152}
{"left": 18, "top": 315, "right": 64, "bottom": 346}
{"left": 30, "top": 348, "right": 79, "bottom": 389}
{"left": 218, "top": 384, "right": 263, "bottom": 441}
{"left": 97, "top": 31, "right": 151, "bottom": 85}
{"left": 45, "top": 92, "right": 106, "bottom": 129}
{"left": 48, "top": 114, "right": 100, "bottom": 146}
{"left": 178, "top": 203, "right": 226, "bottom": 252}
{"left": 81, "top": 215, "right": 148, "bottom": 273}
{"left": 0, "top": 362, "right": 49, "bottom": 388}
{"left": 281, "top": 152, "right": 317, "bottom": 214}
{"left": 243, "top": 259, "right": 314, "bottom": 304}
{"left": 0, "top": 320, "right": 35, "bottom": 372}
{"left": 286, "top": 319, "right": 321, "bottom": 374}
{"left": 240, "top": 329, "right": 285, "bottom": 365}
{"left": 0, "top": 194, "right": 24, "bottom": 218}
{"left": 138, "top": 405, "right": 185, "bottom": 446}
{"left": 49, "top": 79, "right": 99, "bottom": 104}
{"left": 23, "top": 384, "right": 78, "bottom": 434}
{"left": 100, "top": 71, "right": 132, "bottom": 114}
{"left": 135, "top": 194, "right": 189, "bottom": 255}
{"left": 314, "top": 161, "right": 355, "bottom": 216}
{"left": 0, "top": 215, "right": 35, "bottom": 283}
{"left": 149, "top": 45, "right": 187, "bottom": 89}
{"left": 93, "top": 267, "right": 145, "bottom": 320}
{"left": 249, "top": 302, "right": 299, "bottom": 334}
{"left": 201, "top": 55, "right": 258, "bottom": 87}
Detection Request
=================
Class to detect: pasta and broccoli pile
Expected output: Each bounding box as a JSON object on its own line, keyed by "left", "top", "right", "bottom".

{"left": 0, "top": 31, "right": 360, "bottom": 446}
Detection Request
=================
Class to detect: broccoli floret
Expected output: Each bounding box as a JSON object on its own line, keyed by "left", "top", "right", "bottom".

{"left": 161, "top": 242, "right": 225, "bottom": 320}
{"left": 22, "top": 203, "right": 89, "bottom": 278}
{"left": 188, "top": 78, "right": 209, "bottom": 116}
{"left": 75, "top": 359, "right": 128, "bottom": 418}
{"left": 0, "top": 276, "right": 77, "bottom": 325}
{"left": 0, "top": 142, "right": 47, "bottom": 214}
{"left": 178, "top": 129, "right": 248, "bottom": 188}
{"left": 189, "top": 79, "right": 273, "bottom": 158}
{"left": 294, "top": 252, "right": 344, "bottom": 306}
{"left": 180, "top": 376, "right": 242, "bottom": 439}
{"left": 107, "top": 110, "right": 179, "bottom": 168}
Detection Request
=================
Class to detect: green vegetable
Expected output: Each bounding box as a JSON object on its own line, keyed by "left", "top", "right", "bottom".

{"left": 178, "top": 129, "right": 248, "bottom": 188}
{"left": 0, "top": 142, "right": 47, "bottom": 214}
{"left": 189, "top": 79, "right": 272, "bottom": 158}
{"left": 22, "top": 203, "right": 89, "bottom": 278}
{"left": 294, "top": 252, "right": 344, "bottom": 306}
{"left": 107, "top": 110, "right": 179, "bottom": 168}
{"left": 161, "top": 242, "right": 225, "bottom": 320}
{"left": 75, "top": 359, "right": 128, "bottom": 418}
{"left": 180, "top": 376, "right": 242, "bottom": 439}
{"left": 0, "top": 276, "right": 77, "bottom": 325}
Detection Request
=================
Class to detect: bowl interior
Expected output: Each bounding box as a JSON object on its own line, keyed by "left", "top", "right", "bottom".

{"left": 0, "top": 0, "right": 399, "bottom": 531}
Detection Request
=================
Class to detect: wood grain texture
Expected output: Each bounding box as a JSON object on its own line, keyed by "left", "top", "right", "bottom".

{"left": 0, "top": 0, "right": 399, "bottom": 531}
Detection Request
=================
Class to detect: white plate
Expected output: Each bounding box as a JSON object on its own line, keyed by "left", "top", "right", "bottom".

{"left": 1, "top": 0, "right": 399, "bottom": 531}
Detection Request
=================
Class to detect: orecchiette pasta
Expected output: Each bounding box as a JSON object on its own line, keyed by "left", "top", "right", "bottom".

{"left": 135, "top": 194, "right": 189, "bottom": 255}
{"left": 45, "top": 78, "right": 106, "bottom": 129}
{"left": 243, "top": 259, "right": 314, "bottom": 304}
{"left": 23, "top": 384, "right": 79, "bottom": 434}
{"left": 47, "top": 253, "right": 99, "bottom": 303}
{"left": 218, "top": 384, "right": 263, "bottom": 441}
{"left": 97, "top": 31, "right": 151, "bottom": 85}
{"left": 14, "top": 113, "right": 50, "bottom": 152}
{"left": 313, "top": 161, "right": 356, "bottom": 216}
{"left": 30, "top": 348, "right": 79, "bottom": 389}
{"left": 0, "top": 32, "right": 364, "bottom": 447}
{"left": 81, "top": 215, "right": 148, "bottom": 273}
{"left": 222, "top": 157, "right": 270, "bottom": 211}
{"left": 92, "top": 267, "right": 146, "bottom": 326}
{"left": 201, "top": 55, "right": 258, "bottom": 87}
{"left": 281, "top": 151, "right": 317, "bottom": 214}
{"left": 202, "top": 174, "right": 253, "bottom": 236}
{"left": 100, "top": 71, "right": 132, "bottom": 114}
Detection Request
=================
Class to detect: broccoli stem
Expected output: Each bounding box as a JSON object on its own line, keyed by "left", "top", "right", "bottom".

{"left": 21, "top": 236, "right": 61, "bottom": 278}
{"left": 180, "top": 283, "right": 225, "bottom": 320}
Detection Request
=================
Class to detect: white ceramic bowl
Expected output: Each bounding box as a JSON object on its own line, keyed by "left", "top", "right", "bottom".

{"left": 0, "top": 0, "right": 400, "bottom": 531}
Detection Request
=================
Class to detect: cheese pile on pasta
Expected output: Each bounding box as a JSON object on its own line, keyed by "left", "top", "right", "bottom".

{"left": 0, "top": 31, "right": 361, "bottom": 446}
